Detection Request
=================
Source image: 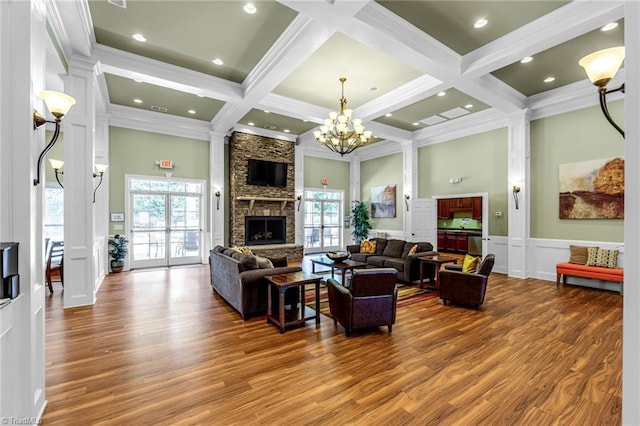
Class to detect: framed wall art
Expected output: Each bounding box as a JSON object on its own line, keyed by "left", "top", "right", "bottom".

{"left": 371, "top": 184, "right": 396, "bottom": 218}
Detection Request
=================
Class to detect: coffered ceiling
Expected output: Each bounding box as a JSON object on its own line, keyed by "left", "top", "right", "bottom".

{"left": 51, "top": 0, "right": 625, "bottom": 155}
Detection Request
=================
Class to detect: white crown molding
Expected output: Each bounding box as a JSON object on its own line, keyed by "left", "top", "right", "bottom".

{"left": 231, "top": 125, "right": 297, "bottom": 143}
{"left": 256, "top": 93, "right": 327, "bottom": 125}
{"left": 352, "top": 139, "right": 403, "bottom": 162}
{"left": 109, "top": 104, "right": 211, "bottom": 141}
{"left": 50, "top": 0, "right": 94, "bottom": 58}
{"left": 415, "top": 108, "right": 509, "bottom": 147}
{"left": 93, "top": 44, "right": 243, "bottom": 102}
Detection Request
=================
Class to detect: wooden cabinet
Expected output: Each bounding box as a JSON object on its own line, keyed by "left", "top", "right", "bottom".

{"left": 437, "top": 231, "right": 446, "bottom": 250}
{"left": 472, "top": 197, "right": 482, "bottom": 219}
{"left": 437, "top": 199, "right": 450, "bottom": 219}
{"left": 444, "top": 233, "right": 457, "bottom": 251}
{"left": 456, "top": 233, "right": 468, "bottom": 253}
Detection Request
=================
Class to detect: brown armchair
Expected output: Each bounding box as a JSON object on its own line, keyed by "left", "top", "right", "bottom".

{"left": 438, "top": 254, "right": 495, "bottom": 309}
{"left": 327, "top": 268, "right": 398, "bottom": 336}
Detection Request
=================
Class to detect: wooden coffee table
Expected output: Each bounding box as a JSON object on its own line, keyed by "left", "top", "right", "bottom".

{"left": 265, "top": 271, "right": 323, "bottom": 334}
{"left": 418, "top": 255, "right": 458, "bottom": 290}
{"left": 310, "top": 257, "right": 367, "bottom": 286}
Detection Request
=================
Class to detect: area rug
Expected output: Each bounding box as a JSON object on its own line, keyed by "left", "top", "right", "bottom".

{"left": 304, "top": 283, "right": 438, "bottom": 318}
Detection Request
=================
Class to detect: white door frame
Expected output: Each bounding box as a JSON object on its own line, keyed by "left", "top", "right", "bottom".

{"left": 432, "top": 192, "right": 489, "bottom": 255}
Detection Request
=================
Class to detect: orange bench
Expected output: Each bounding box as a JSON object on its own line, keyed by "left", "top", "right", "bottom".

{"left": 556, "top": 262, "right": 623, "bottom": 294}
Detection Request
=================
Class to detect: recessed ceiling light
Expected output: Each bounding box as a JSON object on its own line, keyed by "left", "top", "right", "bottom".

{"left": 520, "top": 56, "right": 533, "bottom": 64}
{"left": 197, "top": 94, "right": 205, "bottom": 98}
{"left": 284, "top": 129, "right": 290, "bottom": 133}
{"left": 188, "top": 109, "right": 196, "bottom": 114}
{"left": 248, "top": 122, "right": 255, "bottom": 126}
{"left": 465, "top": 104, "right": 473, "bottom": 109}
{"left": 134, "top": 79, "right": 143, "bottom": 83}
{"left": 601, "top": 22, "right": 619, "bottom": 31}
{"left": 412, "top": 122, "right": 420, "bottom": 126}
{"left": 243, "top": 3, "right": 256, "bottom": 14}
{"left": 544, "top": 76, "right": 556, "bottom": 83}
{"left": 263, "top": 110, "right": 270, "bottom": 114}
{"left": 474, "top": 18, "right": 488, "bottom": 29}
{"left": 133, "top": 98, "right": 143, "bottom": 104}
{"left": 132, "top": 33, "right": 146, "bottom": 42}
{"left": 303, "top": 119, "right": 308, "bottom": 122}
{"left": 437, "top": 91, "right": 446, "bottom": 97}
{"left": 385, "top": 113, "right": 392, "bottom": 117}
{"left": 212, "top": 58, "right": 224, "bottom": 66}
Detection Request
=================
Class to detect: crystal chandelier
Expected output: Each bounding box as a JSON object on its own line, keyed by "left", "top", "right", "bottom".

{"left": 313, "top": 77, "right": 373, "bottom": 156}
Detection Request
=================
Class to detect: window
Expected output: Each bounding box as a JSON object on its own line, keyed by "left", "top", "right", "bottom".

{"left": 44, "top": 186, "right": 64, "bottom": 241}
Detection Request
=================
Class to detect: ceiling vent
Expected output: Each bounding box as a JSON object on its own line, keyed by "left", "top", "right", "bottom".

{"left": 263, "top": 124, "right": 278, "bottom": 130}
{"left": 150, "top": 105, "right": 168, "bottom": 113}
{"left": 107, "top": 0, "right": 127, "bottom": 8}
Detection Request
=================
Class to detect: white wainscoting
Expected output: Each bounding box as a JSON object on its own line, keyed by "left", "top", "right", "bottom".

{"left": 487, "top": 236, "right": 508, "bottom": 275}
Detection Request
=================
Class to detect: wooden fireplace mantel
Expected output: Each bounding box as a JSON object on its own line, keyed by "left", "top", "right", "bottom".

{"left": 235, "top": 196, "right": 295, "bottom": 211}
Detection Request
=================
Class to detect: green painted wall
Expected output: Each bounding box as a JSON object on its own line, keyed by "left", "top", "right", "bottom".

{"left": 303, "top": 156, "right": 351, "bottom": 218}
{"left": 530, "top": 100, "right": 624, "bottom": 241}
{"left": 417, "top": 128, "right": 509, "bottom": 236}
{"left": 109, "top": 126, "right": 210, "bottom": 235}
{"left": 360, "top": 153, "right": 404, "bottom": 231}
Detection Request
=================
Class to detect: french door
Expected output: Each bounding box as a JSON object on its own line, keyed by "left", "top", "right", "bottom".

{"left": 303, "top": 189, "right": 344, "bottom": 254}
{"left": 126, "top": 176, "right": 205, "bottom": 269}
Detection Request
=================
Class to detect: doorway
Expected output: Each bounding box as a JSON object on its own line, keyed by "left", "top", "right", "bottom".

{"left": 302, "top": 189, "right": 344, "bottom": 254}
{"left": 126, "top": 176, "right": 205, "bottom": 269}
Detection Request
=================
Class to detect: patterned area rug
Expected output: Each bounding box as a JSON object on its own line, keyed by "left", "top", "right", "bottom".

{"left": 304, "top": 283, "right": 438, "bottom": 318}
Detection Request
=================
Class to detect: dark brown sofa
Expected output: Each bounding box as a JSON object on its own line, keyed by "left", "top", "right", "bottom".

{"left": 209, "top": 246, "right": 301, "bottom": 319}
{"left": 346, "top": 238, "right": 437, "bottom": 284}
{"left": 327, "top": 268, "right": 398, "bottom": 336}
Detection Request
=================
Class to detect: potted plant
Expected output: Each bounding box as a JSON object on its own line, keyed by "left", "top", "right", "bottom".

{"left": 351, "top": 200, "right": 372, "bottom": 243}
{"left": 108, "top": 234, "right": 129, "bottom": 273}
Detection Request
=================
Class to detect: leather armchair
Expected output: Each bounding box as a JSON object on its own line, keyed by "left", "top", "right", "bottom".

{"left": 327, "top": 268, "right": 398, "bottom": 336}
{"left": 438, "top": 254, "right": 495, "bottom": 309}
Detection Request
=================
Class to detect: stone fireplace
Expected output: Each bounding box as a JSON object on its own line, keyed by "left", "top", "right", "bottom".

{"left": 228, "top": 132, "right": 303, "bottom": 260}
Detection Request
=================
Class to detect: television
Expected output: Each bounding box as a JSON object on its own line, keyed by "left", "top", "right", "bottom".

{"left": 246, "top": 159, "right": 288, "bottom": 187}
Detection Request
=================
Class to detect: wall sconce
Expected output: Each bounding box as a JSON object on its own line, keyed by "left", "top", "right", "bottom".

{"left": 49, "top": 159, "right": 64, "bottom": 188}
{"left": 33, "top": 90, "right": 76, "bottom": 186}
{"left": 93, "top": 164, "right": 109, "bottom": 203}
{"left": 578, "top": 46, "right": 625, "bottom": 138}
{"left": 215, "top": 189, "right": 221, "bottom": 210}
{"left": 512, "top": 185, "right": 521, "bottom": 210}
{"left": 296, "top": 194, "right": 303, "bottom": 212}
{"left": 404, "top": 194, "right": 410, "bottom": 212}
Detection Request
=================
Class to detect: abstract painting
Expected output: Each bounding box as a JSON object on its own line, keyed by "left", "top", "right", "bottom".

{"left": 371, "top": 184, "right": 396, "bottom": 218}
{"left": 559, "top": 157, "right": 624, "bottom": 219}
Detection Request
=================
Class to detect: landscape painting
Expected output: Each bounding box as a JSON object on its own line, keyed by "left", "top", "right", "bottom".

{"left": 371, "top": 184, "right": 397, "bottom": 218}
{"left": 559, "top": 157, "right": 624, "bottom": 219}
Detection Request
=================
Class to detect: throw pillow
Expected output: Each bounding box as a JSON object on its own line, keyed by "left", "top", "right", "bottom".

{"left": 595, "top": 248, "right": 619, "bottom": 268}
{"left": 462, "top": 254, "right": 480, "bottom": 273}
{"left": 586, "top": 247, "right": 600, "bottom": 266}
{"left": 569, "top": 245, "right": 590, "bottom": 265}
{"left": 408, "top": 244, "right": 419, "bottom": 255}
{"left": 237, "top": 246, "right": 253, "bottom": 255}
{"left": 255, "top": 256, "right": 274, "bottom": 269}
{"left": 360, "top": 240, "right": 377, "bottom": 254}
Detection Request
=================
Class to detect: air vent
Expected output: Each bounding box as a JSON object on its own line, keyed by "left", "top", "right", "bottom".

{"left": 263, "top": 124, "right": 278, "bottom": 130}
{"left": 107, "top": 0, "right": 127, "bottom": 8}
{"left": 150, "top": 105, "right": 167, "bottom": 113}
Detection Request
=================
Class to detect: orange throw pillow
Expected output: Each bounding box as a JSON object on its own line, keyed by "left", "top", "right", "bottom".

{"left": 360, "top": 240, "right": 377, "bottom": 254}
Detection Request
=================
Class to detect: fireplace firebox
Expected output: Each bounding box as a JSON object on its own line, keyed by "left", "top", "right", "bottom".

{"left": 245, "top": 216, "right": 286, "bottom": 246}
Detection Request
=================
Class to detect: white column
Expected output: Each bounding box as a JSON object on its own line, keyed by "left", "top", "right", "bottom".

{"left": 623, "top": 1, "right": 640, "bottom": 423}
{"left": 62, "top": 56, "right": 97, "bottom": 308}
{"left": 209, "top": 131, "right": 225, "bottom": 249}
{"left": 0, "top": 0, "right": 47, "bottom": 419}
{"left": 349, "top": 155, "right": 362, "bottom": 245}
{"left": 507, "top": 109, "right": 530, "bottom": 278}
{"left": 294, "top": 145, "right": 304, "bottom": 245}
{"left": 94, "top": 113, "right": 109, "bottom": 286}
{"left": 400, "top": 141, "right": 415, "bottom": 240}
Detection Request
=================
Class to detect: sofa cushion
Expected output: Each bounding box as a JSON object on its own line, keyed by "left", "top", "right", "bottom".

{"left": 367, "top": 256, "right": 388, "bottom": 267}
{"left": 416, "top": 242, "right": 434, "bottom": 253}
{"left": 255, "top": 255, "right": 274, "bottom": 269}
{"left": 401, "top": 242, "right": 419, "bottom": 258}
{"left": 223, "top": 248, "right": 237, "bottom": 257}
{"left": 372, "top": 238, "right": 388, "bottom": 255}
{"left": 213, "top": 245, "right": 226, "bottom": 253}
{"left": 231, "top": 251, "right": 259, "bottom": 271}
{"left": 383, "top": 258, "right": 405, "bottom": 272}
{"left": 350, "top": 253, "right": 376, "bottom": 263}
{"left": 382, "top": 239, "right": 405, "bottom": 258}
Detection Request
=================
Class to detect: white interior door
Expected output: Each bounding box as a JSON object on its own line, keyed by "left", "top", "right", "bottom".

{"left": 412, "top": 198, "right": 437, "bottom": 246}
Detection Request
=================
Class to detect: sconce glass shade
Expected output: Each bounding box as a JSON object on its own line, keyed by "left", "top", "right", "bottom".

{"left": 49, "top": 159, "right": 64, "bottom": 171}
{"left": 95, "top": 163, "right": 109, "bottom": 174}
{"left": 578, "top": 46, "right": 625, "bottom": 87}
{"left": 40, "top": 90, "right": 76, "bottom": 117}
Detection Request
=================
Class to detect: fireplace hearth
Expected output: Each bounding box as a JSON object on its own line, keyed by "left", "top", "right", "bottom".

{"left": 245, "top": 216, "right": 286, "bottom": 246}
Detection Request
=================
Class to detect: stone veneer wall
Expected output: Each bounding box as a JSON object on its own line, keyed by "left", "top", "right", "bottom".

{"left": 229, "top": 132, "right": 296, "bottom": 250}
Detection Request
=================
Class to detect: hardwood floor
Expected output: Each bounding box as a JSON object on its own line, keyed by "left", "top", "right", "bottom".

{"left": 43, "top": 263, "right": 622, "bottom": 425}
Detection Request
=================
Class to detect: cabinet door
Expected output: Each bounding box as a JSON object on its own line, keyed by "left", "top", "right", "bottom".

{"left": 461, "top": 197, "right": 473, "bottom": 208}
{"left": 472, "top": 197, "right": 482, "bottom": 219}
{"left": 448, "top": 198, "right": 461, "bottom": 208}
{"left": 437, "top": 231, "right": 445, "bottom": 250}
{"left": 445, "top": 233, "right": 457, "bottom": 251}
{"left": 456, "top": 233, "right": 468, "bottom": 253}
{"left": 437, "top": 199, "right": 450, "bottom": 219}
